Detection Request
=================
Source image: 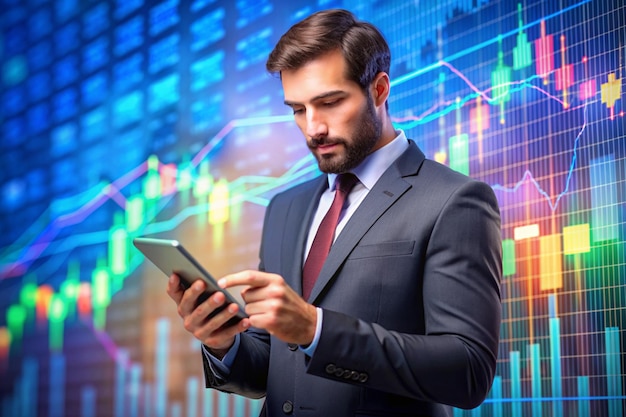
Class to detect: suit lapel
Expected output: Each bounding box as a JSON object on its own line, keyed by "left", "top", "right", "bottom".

{"left": 308, "top": 141, "right": 425, "bottom": 302}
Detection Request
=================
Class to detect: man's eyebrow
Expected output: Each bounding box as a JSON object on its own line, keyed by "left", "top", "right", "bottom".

{"left": 284, "top": 90, "right": 346, "bottom": 106}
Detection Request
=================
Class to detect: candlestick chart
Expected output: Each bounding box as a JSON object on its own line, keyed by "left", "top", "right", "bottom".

{"left": 0, "top": 0, "right": 624, "bottom": 416}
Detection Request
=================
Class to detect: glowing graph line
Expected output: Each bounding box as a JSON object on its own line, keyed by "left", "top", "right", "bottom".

{"left": 492, "top": 103, "right": 587, "bottom": 213}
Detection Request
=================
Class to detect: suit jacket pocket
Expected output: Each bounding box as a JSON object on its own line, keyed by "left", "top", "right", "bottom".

{"left": 350, "top": 240, "right": 415, "bottom": 260}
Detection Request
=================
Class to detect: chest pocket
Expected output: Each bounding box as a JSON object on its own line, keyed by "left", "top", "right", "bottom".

{"left": 349, "top": 240, "right": 415, "bottom": 260}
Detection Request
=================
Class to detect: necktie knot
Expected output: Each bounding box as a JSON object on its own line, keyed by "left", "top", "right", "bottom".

{"left": 335, "top": 172, "right": 358, "bottom": 195}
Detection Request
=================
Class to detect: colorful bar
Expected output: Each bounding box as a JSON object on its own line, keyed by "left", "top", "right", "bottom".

{"left": 20, "top": 357, "right": 38, "bottom": 417}
{"left": 606, "top": 327, "right": 623, "bottom": 417}
{"left": 550, "top": 317, "right": 563, "bottom": 417}
{"left": 115, "top": 349, "right": 128, "bottom": 417}
{"left": 529, "top": 343, "right": 542, "bottom": 417}
{"left": 502, "top": 239, "right": 516, "bottom": 277}
{"left": 563, "top": 223, "right": 591, "bottom": 255}
{"left": 589, "top": 154, "right": 619, "bottom": 242}
{"left": 143, "top": 383, "right": 152, "bottom": 417}
{"left": 510, "top": 351, "right": 521, "bottom": 417}
{"left": 449, "top": 133, "right": 469, "bottom": 176}
{"left": 186, "top": 377, "right": 199, "bottom": 417}
{"left": 129, "top": 364, "right": 142, "bottom": 417}
{"left": 81, "top": 386, "right": 96, "bottom": 417}
{"left": 539, "top": 234, "right": 563, "bottom": 291}
{"left": 514, "top": 224, "right": 539, "bottom": 240}
{"left": 49, "top": 353, "right": 66, "bottom": 417}
{"left": 577, "top": 376, "right": 590, "bottom": 417}
{"left": 155, "top": 319, "right": 170, "bottom": 417}
{"left": 202, "top": 389, "right": 213, "bottom": 417}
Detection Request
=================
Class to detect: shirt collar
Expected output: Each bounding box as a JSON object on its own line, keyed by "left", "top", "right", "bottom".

{"left": 328, "top": 129, "right": 409, "bottom": 191}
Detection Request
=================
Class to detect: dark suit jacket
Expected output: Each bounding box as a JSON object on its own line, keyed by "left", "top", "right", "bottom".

{"left": 204, "top": 140, "right": 502, "bottom": 417}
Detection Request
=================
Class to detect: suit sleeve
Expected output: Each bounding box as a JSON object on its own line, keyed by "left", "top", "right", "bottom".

{"left": 305, "top": 180, "right": 502, "bottom": 409}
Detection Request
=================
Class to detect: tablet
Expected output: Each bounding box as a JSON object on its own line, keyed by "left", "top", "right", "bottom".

{"left": 133, "top": 237, "right": 248, "bottom": 322}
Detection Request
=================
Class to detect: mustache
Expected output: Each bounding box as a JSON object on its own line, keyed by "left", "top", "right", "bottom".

{"left": 308, "top": 137, "right": 346, "bottom": 148}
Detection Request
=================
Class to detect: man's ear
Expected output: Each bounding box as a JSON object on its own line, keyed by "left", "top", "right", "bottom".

{"left": 371, "top": 72, "right": 390, "bottom": 107}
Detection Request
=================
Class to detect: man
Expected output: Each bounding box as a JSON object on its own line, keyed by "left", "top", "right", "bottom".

{"left": 167, "top": 9, "right": 502, "bottom": 417}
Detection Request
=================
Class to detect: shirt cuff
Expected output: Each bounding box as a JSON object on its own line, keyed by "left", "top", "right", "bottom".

{"left": 299, "top": 307, "right": 323, "bottom": 356}
{"left": 202, "top": 333, "right": 241, "bottom": 376}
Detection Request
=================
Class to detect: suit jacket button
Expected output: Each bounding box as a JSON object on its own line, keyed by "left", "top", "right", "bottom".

{"left": 325, "top": 364, "right": 336, "bottom": 374}
{"left": 358, "top": 373, "right": 368, "bottom": 383}
{"left": 282, "top": 400, "right": 293, "bottom": 414}
{"left": 287, "top": 343, "right": 298, "bottom": 351}
{"left": 350, "top": 371, "right": 360, "bottom": 380}
{"left": 333, "top": 367, "right": 344, "bottom": 377}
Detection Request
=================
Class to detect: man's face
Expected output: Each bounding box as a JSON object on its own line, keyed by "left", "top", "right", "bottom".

{"left": 281, "top": 50, "right": 383, "bottom": 174}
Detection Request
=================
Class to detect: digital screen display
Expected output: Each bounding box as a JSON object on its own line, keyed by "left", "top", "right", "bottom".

{"left": 1, "top": 0, "right": 624, "bottom": 416}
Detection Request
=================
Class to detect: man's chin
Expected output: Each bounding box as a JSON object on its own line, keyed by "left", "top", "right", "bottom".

{"left": 316, "top": 154, "right": 350, "bottom": 174}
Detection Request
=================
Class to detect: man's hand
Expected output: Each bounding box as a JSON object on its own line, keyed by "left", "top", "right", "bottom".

{"left": 166, "top": 274, "right": 249, "bottom": 359}
{"left": 219, "top": 270, "right": 317, "bottom": 346}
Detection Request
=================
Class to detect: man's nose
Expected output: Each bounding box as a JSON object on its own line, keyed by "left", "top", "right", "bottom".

{"left": 305, "top": 110, "right": 328, "bottom": 138}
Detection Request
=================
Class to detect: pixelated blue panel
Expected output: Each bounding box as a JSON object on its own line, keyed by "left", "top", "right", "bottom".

{"left": 236, "top": 0, "right": 273, "bottom": 28}
{"left": 82, "top": 72, "right": 108, "bottom": 108}
{"left": 54, "top": 55, "right": 79, "bottom": 89}
{"left": 83, "top": 37, "right": 109, "bottom": 74}
{"left": 83, "top": 3, "right": 110, "bottom": 39}
{"left": 81, "top": 107, "right": 108, "bottom": 142}
{"left": 27, "top": 169, "right": 47, "bottom": 202}
{"left": 149, "top": 0, "right": 180, "bottom": 37}
{"left": 51, "top": 158, "right": 78, "bottom": 193}
{"left": 28, "top": 8, "right": 52, "bottom": 41}
{"left": 80, "top": 143, "right": 107, "bottom": 182}
{"left": 1, "top": 178, "right": 26, "bottom": 211}
{"left": 191, "top": 93, "right": 224, "bottom": 133}
{"left": 114, "top": 0, "right": 143, "bottom": 20}
{"left": 28, "top": 72, "right": 50, "bottom": 102}
{"left": 113, "top": 53, "right": 143, "bottom": 92}
{"left": 5, "top": 25, "right": 26, "bottom": 55}
{"left": 113, "top": 90, "right": 143, "bottom": 128}
{"left": 2, "top": 56, "right": 27, "bottom": 86}
{"left": 149, "top": 33, "right": 180, "bottom": 74}
{"left": 51, "top": 122, "right": 78, "bottom": 157}
{"left": 55, "top": 23, "right": 79, "bottom": 56}
{"left": 236, "top": 27, "right": 273, "bottom": 70}
{"left": 27, "top": 102, "right": 49, "bottom": 135}
{"left": 149, "top": 73, "right": 179, "bottom": 113}
{"left": 27, "top": 41, "right": 52, "bottom": 72}
{"left": 2, "top": 117, "right": 25, "bottom": 148}
{"left": 115, "top": 16, "right": 143, "bottom": 57}
{"left": 53, "top": 88, "right": 78, "bottom": 123}
{"left": 55, "top": 0, "right": 79, "bottom": 23}
{"left": 3, "top": 86, "right": 26, "bottom": 116}
{"left": 190, "top": 8, "right": 225, "bottom": 51}
{"left": 109, "top": 128, "right": 145, "bottom": 176}
{"left": 190, "top": 50, "right": 224, "bottom": 91}
{"left": 191, "top": 0, "right": 216, "bottom": 12}
{"left": 2, "top": 6, "right": 26, "bottom": 29}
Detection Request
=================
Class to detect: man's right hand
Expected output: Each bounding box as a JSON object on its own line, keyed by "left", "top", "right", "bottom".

{"left": 166, "top": 273, "right": 250, "bottom": 359}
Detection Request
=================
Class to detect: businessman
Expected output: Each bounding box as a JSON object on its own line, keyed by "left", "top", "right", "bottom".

{"left": 167, "top": 9, "right": 502, "bottom": 417}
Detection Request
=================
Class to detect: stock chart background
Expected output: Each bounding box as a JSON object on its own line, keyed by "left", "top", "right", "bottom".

{"left": 0, "top": 0, "right": 624, "bottom": 416}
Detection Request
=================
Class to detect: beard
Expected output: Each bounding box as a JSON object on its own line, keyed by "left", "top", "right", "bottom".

{"left": 308, "top": 95, "right": 383, "bottom": 174}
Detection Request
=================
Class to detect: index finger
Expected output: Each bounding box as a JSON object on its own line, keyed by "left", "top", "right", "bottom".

{"left": 218, "top": 270, "right": 270, "bottom": 289}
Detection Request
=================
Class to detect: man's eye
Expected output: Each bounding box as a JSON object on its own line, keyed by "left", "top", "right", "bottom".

{"left": 323, "top": 100, "right": 338, "bottom": 107}
{"left": 292, "top": 108, "right": 304, "bottom": 115}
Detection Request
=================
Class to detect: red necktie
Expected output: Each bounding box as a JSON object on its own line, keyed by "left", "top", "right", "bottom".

{"left": 302, "top": 173, "right": 358, "bottom": 300}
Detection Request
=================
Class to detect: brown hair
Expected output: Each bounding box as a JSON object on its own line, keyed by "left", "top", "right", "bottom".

{"left": 266, "top": 9, "right": 391, "bottom": 91}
